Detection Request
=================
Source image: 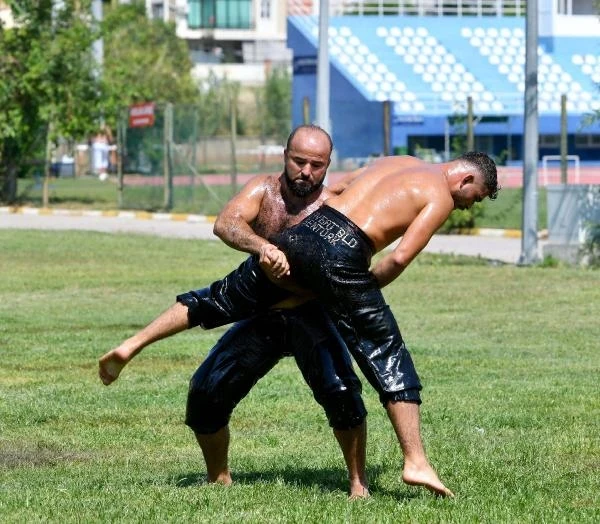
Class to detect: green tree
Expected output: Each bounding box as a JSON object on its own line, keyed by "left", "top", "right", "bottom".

{"left": 0, "top": 0, "right": 99, "bottom": 203}
{"left": 196, "top": 71, "right": 232, "bottom": 137}
{"left": 100, "top": 2, "right": 198, "bottom": 129}
{"left": 261, "top": 66, "right": 291, "bottom": 144}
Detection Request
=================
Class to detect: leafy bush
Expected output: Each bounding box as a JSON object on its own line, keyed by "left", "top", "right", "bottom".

{"left": 440, "top": 202, "right": 484, "bottom": 232}
{"left": 538, "top": 255, "right": 561, "bottom": 268}
{"left": 580, "top": 222, "right": 600, "bottom": 268}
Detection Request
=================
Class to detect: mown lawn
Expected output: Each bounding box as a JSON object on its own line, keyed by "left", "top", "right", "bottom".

{"left": 15, "top": 176, "right": 238, "bottom": 215}
{"left": 1, "top": 230, "right": 598, "bottom": 523}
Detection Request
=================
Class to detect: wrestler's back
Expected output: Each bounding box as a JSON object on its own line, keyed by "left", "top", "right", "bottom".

{"left": 325, "top": 156, "right": 452, "bottom": 251}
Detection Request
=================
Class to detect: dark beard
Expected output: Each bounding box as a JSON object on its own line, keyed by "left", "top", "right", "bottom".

{"left": 283, "top": 168, "right": 323, "bottom": 197}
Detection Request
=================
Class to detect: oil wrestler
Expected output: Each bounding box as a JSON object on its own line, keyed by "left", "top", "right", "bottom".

{"left": 171, "top": 151, "right": 499, "bottom": 498}
{"left": 99, "top": 125, "right": 369, "bottom": 498}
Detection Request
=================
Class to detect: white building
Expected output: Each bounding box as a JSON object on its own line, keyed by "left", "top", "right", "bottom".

{"left": 0, "top": 0, "right": 15, "bottom": 28}
{"left": 147, "top": 0, "right": 295, "bottom": 85}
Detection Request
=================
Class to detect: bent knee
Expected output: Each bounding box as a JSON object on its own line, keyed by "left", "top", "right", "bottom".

{"left": 176, "top": 289, "right": 211, "bottom": 329}
{"left": 381, "top": 387, "right": 422, "bottom": 407}
{"left": 322, "top": 391, "right": 367, "bottom": 430}
{"left": 185, "top": 415, "right": 228, "bottom": 435}
{"left": 185, "top": 386, "right": 232, "bottom": 434}
{"left": 185, "top": 404, "right": 230, "bottom": 434}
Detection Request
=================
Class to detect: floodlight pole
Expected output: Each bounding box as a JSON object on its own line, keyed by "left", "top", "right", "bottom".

{"left": 92, "top": 0, "right": 103, "bottom": 82}
{"left": 316, "top": 0, "right": 330, "bottom": 134}
{"left": 316, "top": 0, "right": 330, "bottom": 181}
{"left": 519, "top": 0, "right": 540, "bottom": 265}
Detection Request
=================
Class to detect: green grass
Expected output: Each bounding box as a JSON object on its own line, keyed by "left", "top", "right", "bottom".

{"left": 477, "top": 187, "right": 547, "bottom": 230}
{"left": 16, "top": 176, "right": 120, "bottom": 210}
{"left": 1, "top": 230, "right": 598, "bottom": 522}
{"left": 15, "top": 176, "right": 240, "bottom": 215}
{"left": 15, "top": 176, "right": 546, "bottom": 230}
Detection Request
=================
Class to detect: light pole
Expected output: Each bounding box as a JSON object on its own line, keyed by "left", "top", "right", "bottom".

{"left": 519, "top": 0, "right": 540, "bottom": 265}
{"left": 316, "top": 0, "right": 330, "bottom": 134}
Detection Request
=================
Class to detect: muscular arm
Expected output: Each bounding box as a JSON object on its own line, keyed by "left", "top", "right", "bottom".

{"left": 371, "top": 203, "right": 449, "bottom": 288}
{"left": 213, "top": 176, "right": 272, "bottom": 255}
{"left": 213, "top": 175, "right": 290, "bottom": 277}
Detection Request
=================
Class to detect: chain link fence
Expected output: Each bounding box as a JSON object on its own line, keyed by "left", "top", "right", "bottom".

{"left": 116, "top": 103, "right": 285, "bottom": 214}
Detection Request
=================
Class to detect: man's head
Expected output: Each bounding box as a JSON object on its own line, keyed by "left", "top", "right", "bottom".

{"left": 450, "top": 152, "right": 500, "bottom": 210}
{"left": 283, "top": 125, "right": 333, "bottom": 197}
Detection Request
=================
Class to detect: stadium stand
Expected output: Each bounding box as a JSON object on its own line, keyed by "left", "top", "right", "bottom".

{"left": 288, "top": 13, "right": 600, "bottom": 164}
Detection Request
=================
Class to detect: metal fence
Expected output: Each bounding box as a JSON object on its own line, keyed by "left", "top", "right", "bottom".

{"left": 115, "top": 103, "right": 285, "bottom": 213}
{"left": 333, "top": 0, "right": 526, "bottom": 17}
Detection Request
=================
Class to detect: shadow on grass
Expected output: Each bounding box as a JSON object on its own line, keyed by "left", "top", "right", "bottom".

{"left": 172, "top": 464, "right": 418, "bottom": 500}
{"left": 0, "top": 441, "right": 95, "bottom": 468}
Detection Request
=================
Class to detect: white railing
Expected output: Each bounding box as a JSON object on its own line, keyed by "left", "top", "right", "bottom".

{"left": 392, "top": 93, "right": 530, "bottom": 116}
{"left": 333, "top": 0, "right": 525, "bottom": 17}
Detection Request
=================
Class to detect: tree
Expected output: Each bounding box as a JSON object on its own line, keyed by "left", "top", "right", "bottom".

{"left": 0, "top": 1, "right": 201, "bottom": 203}
{"left": 196, "top": 71, "right": 233, "bottom": 137}
{"left": 100, "top": 2, "right": 198, "bottom": 129}
{"left": 261, "top": 66, "right": 291, "bottom": 144}
{"left": 0, "top": 0, "right": 100, "bottom": 203}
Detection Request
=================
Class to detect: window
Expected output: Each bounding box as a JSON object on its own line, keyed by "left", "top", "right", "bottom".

{"left": 261, "top": 0, "right": 271, "bottom": 18}
{"left": 188, "top": 0, "right": 251, "bottom": 29}
{"left": 557, "top": 0, "right": 596, "bottom": 15}
{"left": 540, "top": 135, "right": 560, "bottom": 147}
{"left": 575, "top": 134, "right": 600, "bottom": 148}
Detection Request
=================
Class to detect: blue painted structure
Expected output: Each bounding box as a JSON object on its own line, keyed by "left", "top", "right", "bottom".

{"left": 288, "top": 15, "right": 600, "bottom": 164}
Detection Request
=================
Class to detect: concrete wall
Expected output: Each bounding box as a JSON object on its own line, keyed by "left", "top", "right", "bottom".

{"left": 543, "top": 184, "right": 600, "bottom": 263}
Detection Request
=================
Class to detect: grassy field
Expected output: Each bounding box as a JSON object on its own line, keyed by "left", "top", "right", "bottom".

{"left": 475, "top": 186, "right": 547, "bottom": 230}
{"left": 15, "top": 175, "right": 547, "bottom": 230}
{"left": 15, "top": 176, "right": 238, "bottom": 215}
{"left": 1, "top": 230, "right": 598, "bottom": 523}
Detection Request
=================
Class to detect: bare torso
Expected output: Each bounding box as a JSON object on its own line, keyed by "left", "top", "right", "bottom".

{"left": 247, "top": 174, "right": 333, "bottom": 306}
{"left": 325, "top": 156, "right": 454, "bottom": 252}
{"left": 252, "top": 175, "right": 332, "bottom": 240}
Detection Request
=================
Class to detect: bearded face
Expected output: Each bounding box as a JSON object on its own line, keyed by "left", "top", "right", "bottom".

{"left": 282, "top": 128, "right": 331, "bottom": 197}
{"left": 283, "top": 167, "right": 324, "bottom": 197}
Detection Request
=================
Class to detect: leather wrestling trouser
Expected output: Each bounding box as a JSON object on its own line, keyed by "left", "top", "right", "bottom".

{"left": 177, "top": 255, "right": 289, "bottom": 330}
{"left": 177, "top": 206, "right": 422, "bottom": 405}
{"left": 185, "top": 302, "right": 367, "bottom": 434}
{"left": 274, "top": 206, "right": 423, "bottom": 405}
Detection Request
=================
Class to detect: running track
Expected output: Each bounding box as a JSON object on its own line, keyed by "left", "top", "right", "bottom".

{"left": 124, "top": 166, "right": 600, "bottom": 188}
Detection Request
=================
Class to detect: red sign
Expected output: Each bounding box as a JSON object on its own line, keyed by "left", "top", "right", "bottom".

{"left": 128, "top": 102, "right": 155, "bottom": 128}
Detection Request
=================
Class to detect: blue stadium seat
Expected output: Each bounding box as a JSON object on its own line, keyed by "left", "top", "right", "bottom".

{"left": 291, "top": 16, "right": 599, "bottom": 116}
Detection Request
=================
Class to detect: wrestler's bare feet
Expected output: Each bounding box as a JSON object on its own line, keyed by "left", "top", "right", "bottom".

{"left": 208, "top": 471, "right": 232, "bottom": 486}
{"left": 348, "top": 482, "right": 370, "bottom": 500}
{"left": 98, "top": 346, "right": 133, "bottom": 385}
{"left": 402, "top": 461, "right": 454, "bottom": 498}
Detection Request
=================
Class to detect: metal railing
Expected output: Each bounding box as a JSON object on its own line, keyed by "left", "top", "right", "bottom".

{"left": 332, "top": 0, "right": 525, "bottom": 17}
{"left": 391, "top": 92, "right": 540, "bottom": 116}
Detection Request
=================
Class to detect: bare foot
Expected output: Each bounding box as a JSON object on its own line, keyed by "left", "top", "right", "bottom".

{"left": 98, "top": 347, "right": 131, "bottom": 385}
{"left": 402, "top": 462, "right": 454, "bottom": 498}
{"left": 348, "top": 483, "right": 370, "bottom": 500}
{"left": 208, "top": 472, "right": 233, "bottom": 486}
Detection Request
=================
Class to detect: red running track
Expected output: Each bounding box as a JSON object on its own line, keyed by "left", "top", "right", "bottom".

{"left": 123, "top": 166, "right": 600, "bottom": 188}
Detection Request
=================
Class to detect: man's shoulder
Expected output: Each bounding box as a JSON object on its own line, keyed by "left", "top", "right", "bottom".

{"left": 262, "top": 172, "right": 283, "bottom": 182}
{"left": 259, "top": 173, "right": 286, "bottom": 194}
{"left": 244, "top": 172, "right": 282, "bottom": 189}
{"left": 257, "top": 173, "right": 285, "bottom": 197}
